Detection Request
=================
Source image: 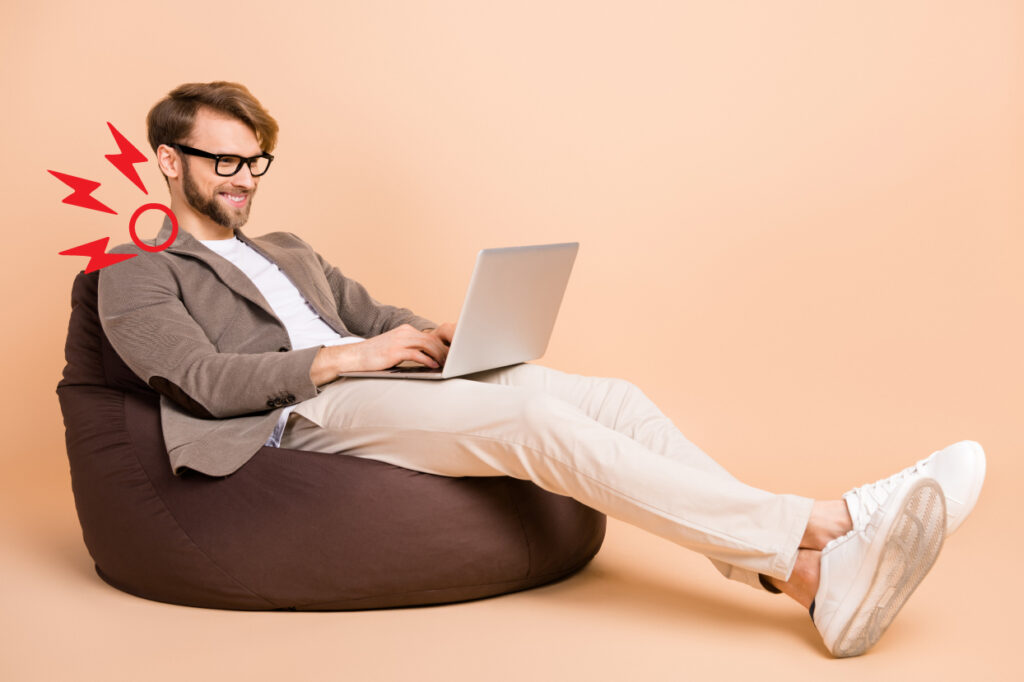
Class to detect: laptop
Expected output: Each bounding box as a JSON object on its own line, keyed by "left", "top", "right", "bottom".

{"left": 337, "top": 242, "right": 579, "bottom": 380}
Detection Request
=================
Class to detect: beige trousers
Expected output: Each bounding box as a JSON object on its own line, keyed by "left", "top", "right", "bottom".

{"left": 280, "top": 363, "right": 814, "bottom": 590}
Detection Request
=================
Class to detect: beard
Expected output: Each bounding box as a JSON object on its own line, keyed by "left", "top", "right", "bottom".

{"left": 181, "top": 159, "right": 254, "bottom": 230}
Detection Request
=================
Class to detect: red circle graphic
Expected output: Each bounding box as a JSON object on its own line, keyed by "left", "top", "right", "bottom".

{"left": 129, "top": 203, "right": 178, "bottom": 253}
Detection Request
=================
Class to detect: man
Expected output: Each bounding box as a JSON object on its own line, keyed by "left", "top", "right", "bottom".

{"left": 98, "top": 81, "right": 986, "bottom": 658}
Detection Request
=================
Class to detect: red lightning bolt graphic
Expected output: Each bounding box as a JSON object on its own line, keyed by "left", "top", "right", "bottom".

{"left": 47, "top": 170, "right": 117, "bottom": 214}
{"left": 104, "top": 122, "right": 148, "bottom": 194}
{"left": 59, "top": 237, "right": 137, "bottom": 273}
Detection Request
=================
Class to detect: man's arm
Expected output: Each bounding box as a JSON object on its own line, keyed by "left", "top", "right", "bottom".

{"left": 98, "top": 255, "right": 321, "bottom": 419}
{"left": 308, "top": 321, "right": 456, "bottom": 386}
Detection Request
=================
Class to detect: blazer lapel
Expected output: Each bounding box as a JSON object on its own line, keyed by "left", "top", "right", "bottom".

{"left": 152, "top": 217, "right": 349, "bottom": 336}
{"left": 238, "top": 230, "right": 348, "bottom": 334}
{"left": 156, "top": 217, "right": 280, "bottom": 322}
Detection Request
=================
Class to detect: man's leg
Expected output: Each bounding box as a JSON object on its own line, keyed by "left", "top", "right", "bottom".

{"left": 461, "top": 363, "right": 773, "bottom": 590}
{"left": 281, "top": 371, "right": 972, "bottom": 657}
{"left": 281, "top": 374, "right": 814, "bottom": 583}
{"left": 463, "top": 364, "right": 737, "bottom": 478}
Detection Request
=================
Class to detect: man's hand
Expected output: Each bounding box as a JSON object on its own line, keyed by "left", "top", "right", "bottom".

{"left": 350, "top": 323, "right": 452, "bottom": 370}
{"left": 309, "top": 323, "right": 456, "bottom": 386}
{"left": 422, "top": 322, "right": 455, "bottom": 348}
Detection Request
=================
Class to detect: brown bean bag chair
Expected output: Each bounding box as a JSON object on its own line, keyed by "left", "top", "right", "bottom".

{"left": 56, "top": 271, "right": 605, "bottom": 610}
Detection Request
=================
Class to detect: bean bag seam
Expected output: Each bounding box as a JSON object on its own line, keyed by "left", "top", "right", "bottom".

{"left": 120, "top": 391, "right": 279, "bottom": 609}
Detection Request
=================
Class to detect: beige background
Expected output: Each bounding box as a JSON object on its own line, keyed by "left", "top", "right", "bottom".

{"left": 2, "top": 0, "right": 1021, "bottom": 679}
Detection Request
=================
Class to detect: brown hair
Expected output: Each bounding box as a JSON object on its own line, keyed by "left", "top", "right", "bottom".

{"left": 146, "top": 81, "right": 279, "bottom": 155}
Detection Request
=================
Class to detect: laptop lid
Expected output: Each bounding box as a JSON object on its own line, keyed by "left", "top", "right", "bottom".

{"left": 439, "top": 241, "right": 579, "bottom": 378}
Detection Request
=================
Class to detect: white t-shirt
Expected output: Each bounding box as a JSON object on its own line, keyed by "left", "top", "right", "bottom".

{"left": 200, "top": 236, "right": 364, "bottom": 446}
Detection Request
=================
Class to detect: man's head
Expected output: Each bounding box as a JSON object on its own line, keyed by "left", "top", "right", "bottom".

{"left": 147, "top": 82, "right": 278, "bottom": 235}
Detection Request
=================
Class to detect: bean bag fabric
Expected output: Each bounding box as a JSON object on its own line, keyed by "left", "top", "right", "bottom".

{"left": 56, "top": 271, "right": 605, "bottom": 610}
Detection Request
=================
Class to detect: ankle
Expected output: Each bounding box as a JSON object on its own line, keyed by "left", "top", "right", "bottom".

{"left": 801, "top": 500, "right": 854, "bottom": 550}
{"left": 775, "top": 549, "right": 821, "bottom": 609}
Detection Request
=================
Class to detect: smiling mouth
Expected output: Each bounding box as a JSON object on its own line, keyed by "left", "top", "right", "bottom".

{"left": 219, "top": 192, "right": 249, "bottom": 207}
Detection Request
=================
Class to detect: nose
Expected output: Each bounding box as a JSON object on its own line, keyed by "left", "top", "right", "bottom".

{"left": 231, "top": 164, "right": 256, "bottom": 189}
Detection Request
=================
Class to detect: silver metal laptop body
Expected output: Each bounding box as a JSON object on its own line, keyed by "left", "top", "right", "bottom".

{"left": 337, "top": 242, "right": 579, "bottom": 380}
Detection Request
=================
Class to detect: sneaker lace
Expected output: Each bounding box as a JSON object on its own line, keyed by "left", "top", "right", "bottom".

{"left": 846, "top": 458, "right": 928, "bottom": 522}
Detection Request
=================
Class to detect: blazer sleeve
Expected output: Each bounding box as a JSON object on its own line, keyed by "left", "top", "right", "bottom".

{"left": 97, "top": 254, "right": 321, "bottom": 419}
{"left": 308, "top": 244, "right": 439, "bottom": 337}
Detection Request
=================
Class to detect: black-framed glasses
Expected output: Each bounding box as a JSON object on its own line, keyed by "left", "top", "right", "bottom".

{"left": 172, "top": 143, "right": 274, "bottom": 177}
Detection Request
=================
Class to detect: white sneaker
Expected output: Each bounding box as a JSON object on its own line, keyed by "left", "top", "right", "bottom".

{"left": 844, "top": 440, "right": 986, "bottom": 536}
{"left": 813, "top": 476, "right": 946, "bottom": 658}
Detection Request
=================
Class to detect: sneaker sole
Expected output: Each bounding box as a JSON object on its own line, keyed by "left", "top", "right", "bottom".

{"left": 831, "top": 478, "right": 946, "bottom": 658}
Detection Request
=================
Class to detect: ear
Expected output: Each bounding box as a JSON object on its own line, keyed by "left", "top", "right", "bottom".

{"left": 156, "top": 144, "right": 181, "bottom": 180}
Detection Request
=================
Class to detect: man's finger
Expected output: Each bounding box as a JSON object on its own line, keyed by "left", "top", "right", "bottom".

{"left": 408, "top": 335, "right": 445, "bottom": 365}
{"left": 420, "top": 331, "right": 447, "bottom": 355}
{"left": 427, "top": 339, "right": 448, "bottom": 365}
{"left": 407, "top": 350, "right": 438, "bottom": 368}
{"left": 426, "top": 324, "right": 454, "bottom": 344}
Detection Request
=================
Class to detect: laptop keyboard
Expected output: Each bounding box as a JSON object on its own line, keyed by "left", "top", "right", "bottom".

{"left": 386, "top": 365, "right": 442, "bottom": 374}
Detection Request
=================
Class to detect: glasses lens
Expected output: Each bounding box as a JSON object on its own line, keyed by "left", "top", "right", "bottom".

{"left": 216, "top": 156, "right": 243, "bottom": 176}
{"left": 249, "top": 155, "right": 271, "bottom": 176}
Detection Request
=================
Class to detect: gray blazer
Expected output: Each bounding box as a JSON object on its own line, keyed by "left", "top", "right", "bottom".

{"left": 98, "top": 218, "right": 437, "bottom": 477}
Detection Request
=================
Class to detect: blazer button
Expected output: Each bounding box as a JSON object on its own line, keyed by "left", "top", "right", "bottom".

{"left": 286, "top": 394, "right": 296, "bottom": 402}
{"left": 266, "top": 399, "right": 276, "bottom": 408}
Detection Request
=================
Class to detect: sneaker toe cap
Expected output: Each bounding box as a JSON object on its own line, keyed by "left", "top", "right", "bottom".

{"left": 929, "top": 440, "right": 986, "bottom": 534}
